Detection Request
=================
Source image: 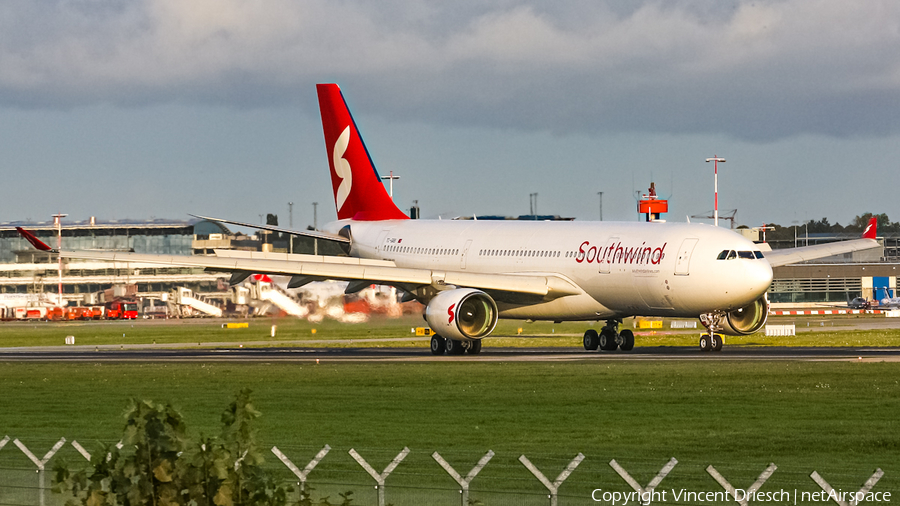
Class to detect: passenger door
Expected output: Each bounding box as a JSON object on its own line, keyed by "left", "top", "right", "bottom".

{"left": 674, "top": 238, "right": 699, "bottom": 276}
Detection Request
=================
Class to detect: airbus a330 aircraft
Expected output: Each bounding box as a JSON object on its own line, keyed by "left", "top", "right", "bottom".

{"left": 18, "top": 84, "right": 881, "bottom": 354}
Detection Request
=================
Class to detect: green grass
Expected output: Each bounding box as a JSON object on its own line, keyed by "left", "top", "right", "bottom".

{"left": 0, "top": 361, "right": 897, "bottom": 505}
{"left": 2, "top": 314, "right": 900, "bottom": 349}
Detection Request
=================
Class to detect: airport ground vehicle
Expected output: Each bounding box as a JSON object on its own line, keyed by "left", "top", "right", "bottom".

{"left": 0, "top": 302, "right": 134, "bottom": 321}
{"left": 105, "top": 300, "right": 139, "bottom": 319}
{"left": 848, "top": 297, "right": 871, "bottom": 310}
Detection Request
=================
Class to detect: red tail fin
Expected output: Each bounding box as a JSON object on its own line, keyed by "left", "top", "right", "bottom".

{"left": 862, "top": 217, "right": 878, "bottom": 239}
{"left": 16, "top": 227, "right": 53, "bottom": 251}
{"left": 316, "top": 84, "right": 409, "bottom": 221}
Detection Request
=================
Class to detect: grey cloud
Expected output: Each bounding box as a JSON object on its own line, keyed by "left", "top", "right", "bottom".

{"left": 0, "top": 0, "right": 898, "bottom": 140}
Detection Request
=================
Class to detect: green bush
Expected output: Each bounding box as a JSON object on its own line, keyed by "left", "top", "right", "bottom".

{"left": 52, "top": 389, "right": 294, "bottom": 506}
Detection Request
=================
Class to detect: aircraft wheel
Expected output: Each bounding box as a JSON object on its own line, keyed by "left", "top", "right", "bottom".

{"left": 430, "top": 335, "right": 446, "bottom": 355}
{"left": 599, "top": 328, "right": 618, "bottom": 351}
{"left": 445, "top": 338, "right": 466, "bottom": 355}
{"left": 466, "top": 340, "right": 483, "bottom": 355}
{"left": 583, "top": 329, "right": 599, "bottom": 350}
{"left": 699, "top": 335, "right": 712, "bottom": 352}
{"left": 619, "top": 329, "right": 635, "bottom": 351}
{"left": 712, "top": 334, "right": 723, "bottom": 352}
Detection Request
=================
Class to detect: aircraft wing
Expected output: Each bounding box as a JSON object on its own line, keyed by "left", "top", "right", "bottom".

{"left": 59, "top": 249, "right": 583, "bottom": 301}
{"left": 762, "top": 239, "right": 879, "bottom": 267}
{"left": 762, "top": 216, "right": 880, "bottom": 267}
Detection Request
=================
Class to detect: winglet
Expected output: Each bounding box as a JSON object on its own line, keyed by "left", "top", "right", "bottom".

{"left": 862, "top": 217, "right": 878, "bottom": 239}
{"left": 15, "top": 227, "right": 54, "bottom": 251}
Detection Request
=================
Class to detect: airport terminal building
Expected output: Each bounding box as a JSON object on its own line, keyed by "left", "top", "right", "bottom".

{"left": 0, "top": 219, "right": 237, "bottom": 307}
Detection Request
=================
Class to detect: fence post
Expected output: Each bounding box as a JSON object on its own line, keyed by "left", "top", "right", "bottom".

{"left": 271, "top": 445, "right": 331, "bottom": 493}
{"left": 13, "top": 438, "right": 66, "bottom": 506}
{"left": 432, "top": 450, "right": 494, "bottom": 506}
{"left": 707, "top": 463, "right": 777, "bottom": 506}
{"left": 518, "top": 453, "right": 585, "bottom": 506}
{"left": 609, "top": 457, "right": 677, "bottom": 505}
{"left": 349, "top": 447, "right": 410, "bottom": 506}
{"left": 70, "top": 440, "right": 93, "bottom": 461}
{"left": 810, "top": 468, "right": 884, "bottom": 506}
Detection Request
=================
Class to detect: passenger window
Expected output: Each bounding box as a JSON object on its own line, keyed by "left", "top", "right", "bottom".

{"left": 738, "top": 251, "right": 754, "bottom": 259}
{"left": 717, "top": 250, "right": 729, "bottom": 260}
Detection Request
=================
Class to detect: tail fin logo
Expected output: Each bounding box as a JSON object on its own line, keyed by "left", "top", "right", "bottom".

{"left": 333, "top": 126, "right": 353, "bottom": 212}
{"left": 863, "top": 217, "right": 878, "bottom": 239}
{"left": 317, "top": 83, "right": 409, "bottom": 221}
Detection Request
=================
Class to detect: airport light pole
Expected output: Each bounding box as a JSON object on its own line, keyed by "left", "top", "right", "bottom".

{"left": 312, "top": 202, "right": 319, "bottom": 256}
{"left": 529, "top": 193, "right": 538, "bottom": 219}
{"left": 52, "top": 213, "right": 67, "bottom": 307}
{"left": 381, "top": 171, "right": 400, "bottom": 198}
{"left": 288, "top": 202, "right": 294, "bottom": 254}
{"left": 597, "top": 192, "right": 603, "bottom": 221}
{"left": 705, "top": 157, "right": 726, "bottom": 227}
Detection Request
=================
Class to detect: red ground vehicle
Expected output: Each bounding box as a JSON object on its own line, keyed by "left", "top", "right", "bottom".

{"left": 64, "top": 307, "right": 94, "bottom": 320}
{"left": 45, "top": 307, "right": 65, "bottom": 320}
{"left": 106, "top": 300, "right": 139, "bottom": 319}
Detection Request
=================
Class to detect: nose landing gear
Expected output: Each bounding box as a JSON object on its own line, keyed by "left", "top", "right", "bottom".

{"left": 583, "top": 319, "right": 634, "bottom": 352}
{"left": 699, "top": 312, "right": 725, "bottom": 352}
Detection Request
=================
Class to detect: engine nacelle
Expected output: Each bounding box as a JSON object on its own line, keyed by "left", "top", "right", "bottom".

{"left": 719, "top": 294, "right": 769, "bottom": 336}
{"left": 425, "top": 288, "right": 498, "bottom": 341}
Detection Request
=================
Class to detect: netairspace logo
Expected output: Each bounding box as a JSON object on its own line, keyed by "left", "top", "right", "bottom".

{"left": 590, "top": 488, "right": 893, "bottom": 505}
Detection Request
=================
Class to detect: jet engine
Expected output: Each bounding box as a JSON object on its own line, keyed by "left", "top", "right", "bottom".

{"left": 424, "top": 288, "right": 498, "bottom": 341}
{"left": 719, "top": 294, "right": 769, "bottom": 336}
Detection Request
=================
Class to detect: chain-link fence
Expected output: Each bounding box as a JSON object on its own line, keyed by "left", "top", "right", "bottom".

{"left": 0, "top": 436, "right": 889, "bottom": 506}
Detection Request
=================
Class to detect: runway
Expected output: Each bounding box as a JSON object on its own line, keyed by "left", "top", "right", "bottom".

{"left": 1, "top": 345, "right": 899, "bottom": 362}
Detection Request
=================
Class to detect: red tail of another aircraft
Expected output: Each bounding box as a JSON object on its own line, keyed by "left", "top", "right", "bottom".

{"left": 317, "top": 84, "right": 409, "bottom": 221}
{"left": 862, "top": 217, "right": 878, "bottom": 239}
{"left": 15, "top": 227, "right": 53, "bottom": 251}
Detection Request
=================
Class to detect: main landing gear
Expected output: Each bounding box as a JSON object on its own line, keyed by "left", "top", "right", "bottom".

{"left": 430, "top": 334, "right": 482, "bottom": 356}
{"left": 583, "top": 319, "right": 634, "bottom": 352}
{"left": 699, "top": 312, "right": 725, "bottom": 352}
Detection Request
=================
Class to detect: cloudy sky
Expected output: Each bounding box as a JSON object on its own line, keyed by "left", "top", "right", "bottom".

{"left": 1, "top": 0, "right": 898, "bottom": 229}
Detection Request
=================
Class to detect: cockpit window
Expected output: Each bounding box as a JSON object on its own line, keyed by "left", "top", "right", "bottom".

{"left": 719, "top": 249, "right": 764, "bottom": 260}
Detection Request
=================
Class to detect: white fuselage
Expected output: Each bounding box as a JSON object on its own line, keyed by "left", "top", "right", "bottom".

{"left": 324, "top": 219, "right": 773, "bottom": 321}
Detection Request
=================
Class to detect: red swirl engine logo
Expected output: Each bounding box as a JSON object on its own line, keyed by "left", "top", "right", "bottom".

{"left": 448, "top": 303, "right": 456, "bottom": 324}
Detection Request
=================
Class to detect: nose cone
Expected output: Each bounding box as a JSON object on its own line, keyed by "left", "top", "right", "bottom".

{"left": 747, "top": 258, "right": 774, "bottom": 297}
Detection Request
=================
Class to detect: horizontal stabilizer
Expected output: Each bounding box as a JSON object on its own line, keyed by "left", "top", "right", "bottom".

{"left": 191, "top": 214, "right": 350, "bottom": 244}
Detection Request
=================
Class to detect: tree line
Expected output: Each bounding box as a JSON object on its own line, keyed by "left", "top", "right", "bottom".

{"left": 756, "top": 213, "right": 899, "bottom": 241}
